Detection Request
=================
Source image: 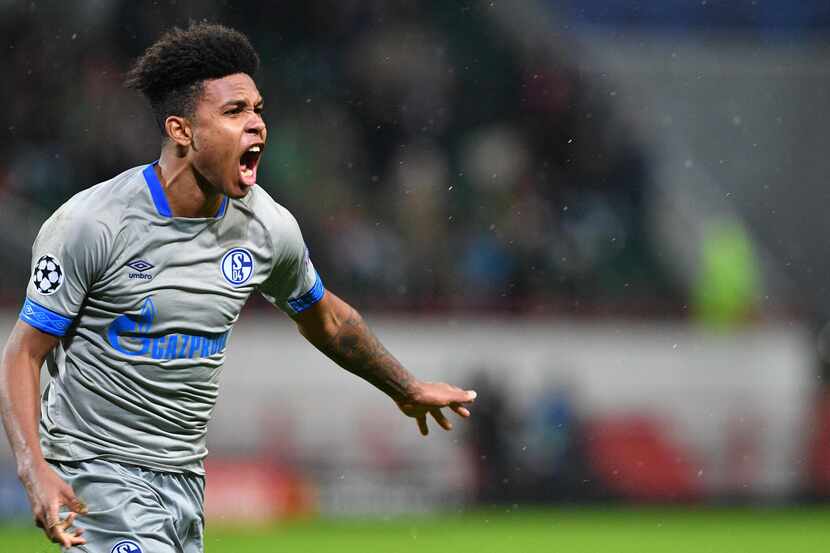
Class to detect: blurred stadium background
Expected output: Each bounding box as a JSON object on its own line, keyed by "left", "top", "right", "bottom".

{"left": 2, "top": 0, "right": 830, "bottom": 550}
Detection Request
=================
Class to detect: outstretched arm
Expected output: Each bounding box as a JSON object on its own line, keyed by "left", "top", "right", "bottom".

{"left": 294, "top": 290, "right": 476, "bottom": 435}
{"left": 0, "top": 321, "right": 87, "bottom": 547}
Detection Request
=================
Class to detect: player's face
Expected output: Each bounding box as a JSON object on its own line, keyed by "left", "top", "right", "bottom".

{"left": 190, "top": 73, "right": 266, "bottom": 198}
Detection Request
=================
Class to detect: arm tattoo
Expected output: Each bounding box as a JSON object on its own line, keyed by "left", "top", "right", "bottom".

{"left": 316, "top": 307, "right": 414, "bottom": 402}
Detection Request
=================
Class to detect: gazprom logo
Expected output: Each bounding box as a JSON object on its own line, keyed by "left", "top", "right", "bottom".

{"left": 106, "top": 298, "right": 228, "bottom": 360}
{"left": 221, "top": 247, "right": 254, "bottom": 286}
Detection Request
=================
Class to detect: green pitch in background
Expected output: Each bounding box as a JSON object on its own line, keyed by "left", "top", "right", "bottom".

{"left": 2, "top": 508, "right": 828, "bottom": 553}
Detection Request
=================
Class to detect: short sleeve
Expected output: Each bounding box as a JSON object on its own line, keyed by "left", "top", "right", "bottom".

{"left": 20, "top": 205, "right": 110, "bottom": 336}
{"left": 258, "top": 207, "right": 325, "bottom": 317}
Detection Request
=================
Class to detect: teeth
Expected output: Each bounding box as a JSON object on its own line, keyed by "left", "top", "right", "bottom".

{"left": 248, "top": 145, "right": 261, "bottom": 153}
{"left": 242, "top": 168, "right": 253, "bottom": 177}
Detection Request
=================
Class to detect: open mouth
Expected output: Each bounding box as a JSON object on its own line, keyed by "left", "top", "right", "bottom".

{"left": 239, "top": 144, "right": 263, "bottom": 185}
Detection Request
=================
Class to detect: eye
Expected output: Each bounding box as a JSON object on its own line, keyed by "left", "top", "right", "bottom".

{"left": 254, "top": 106, "right": 264, "bottom": 115}
{"left": 224, "top": 105, "right": 244, "bottom": 116}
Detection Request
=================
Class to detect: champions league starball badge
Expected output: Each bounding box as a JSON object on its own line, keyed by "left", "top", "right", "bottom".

{"left": 32, "top": 254, "right": 64, "bottom": 295}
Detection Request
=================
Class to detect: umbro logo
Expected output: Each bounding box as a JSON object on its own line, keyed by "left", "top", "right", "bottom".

{"left": 127, "top": 259, "right": 154, "bottom": 272}
{"left": 127, "top": 259, "right": 154, "bottom": 280}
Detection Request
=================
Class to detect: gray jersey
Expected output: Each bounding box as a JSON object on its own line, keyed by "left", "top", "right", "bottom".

{"left": 19, "top": 162, "right": 324, "bottom": 474}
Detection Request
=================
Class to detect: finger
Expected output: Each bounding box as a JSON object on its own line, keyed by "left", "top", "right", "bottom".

{"left": 435, "top": 387, "right": 477, "bottom": 405}
{"left": 63, "top": 511, "right": 76, "bottom": 528}
{"left": 417, "top": 415, "right": 429, "bottom": 436}
{"left": 430, "top": 408, "right": 453, "bottom": 431}
{"left": 55, "top": 513, "right": 74, "bottom": 533}
{"left": 44, "top": 504, "right": 72, "bottom": 546}
{"left": 52, "top": 513, "right": 85, "bottom": 547}
{"left": 34, "top": 510, "right": 55, "bottom": 544}
{"left": 61, "top": 484, "right": 89, "bottom": 515}
{"left": 44, "top": 503, "right": 61, "bottom": 533}
{"left": 67, "top": 529, "right": 87, "bottom": 546}
{"left": 450, "top": 403, "right": 471, "bottom": 417}
{"left": 58, "top": 529, "right": 87, "bottom": 547}
{"left": 67, "top": 495, "right": 88, "bottom": 515}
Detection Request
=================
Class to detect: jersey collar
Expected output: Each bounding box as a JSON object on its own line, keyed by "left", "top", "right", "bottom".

{"left": 143, "top": 161, "right": 228, "bottom": 219}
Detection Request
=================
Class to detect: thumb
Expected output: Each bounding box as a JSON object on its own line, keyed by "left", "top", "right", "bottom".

{"left": 61, "top": 485, "right": 88, "bottom": 515}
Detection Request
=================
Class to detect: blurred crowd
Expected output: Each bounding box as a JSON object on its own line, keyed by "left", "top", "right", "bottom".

{"left": 0, "top": 1, "right": 681, "bottom": 312}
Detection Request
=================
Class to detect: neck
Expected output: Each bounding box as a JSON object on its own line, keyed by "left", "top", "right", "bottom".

{"left": 156, "top": 149, "right": 224, "bottom": 218}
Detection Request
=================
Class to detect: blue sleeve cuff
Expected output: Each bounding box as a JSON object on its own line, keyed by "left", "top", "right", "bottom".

{"left": 19, "top": 298, "right": 73, "bottom": 337}
{"left": 287, "top": 273, "right": 325, "bottom": 314}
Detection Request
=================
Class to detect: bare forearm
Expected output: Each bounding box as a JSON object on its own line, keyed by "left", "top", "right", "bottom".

{"left": 301, "top": 299, "right": 416, "bottom": 402}
{"left": 295, "top": 292, "right": 475, "bottom": 436}
{"left": 0, "top": 325, "right": 51, "bottom": 477}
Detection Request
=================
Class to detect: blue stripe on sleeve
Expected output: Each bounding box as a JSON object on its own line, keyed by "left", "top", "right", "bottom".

{"left": 19, "top": 298, "right": 73, "bottom": 336}
{"left": 287, "top": 273, "right": 325, "bottom": 314}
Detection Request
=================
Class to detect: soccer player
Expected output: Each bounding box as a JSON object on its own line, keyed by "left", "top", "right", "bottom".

{"left": 0, "top": 23, "right": 476, "bottom": 552}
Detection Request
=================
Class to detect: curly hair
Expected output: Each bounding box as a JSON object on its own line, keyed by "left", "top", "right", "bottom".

{"left": 125, "top": 22, "right": 260, "bottom": 134}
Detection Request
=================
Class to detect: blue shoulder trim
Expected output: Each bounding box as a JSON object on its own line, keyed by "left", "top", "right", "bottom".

{"left": 287, "top": 272, "right": 325, "bottom": 314}
{"left": 143, "top": 162, "right": 172, "bottom": 218}
{"left": 19, "top": 298, "right": 73, "bottom": 337}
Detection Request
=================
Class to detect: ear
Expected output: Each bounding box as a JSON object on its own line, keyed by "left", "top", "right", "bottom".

{"left": 164, "top": 115, "right": 193, "bottom": 148}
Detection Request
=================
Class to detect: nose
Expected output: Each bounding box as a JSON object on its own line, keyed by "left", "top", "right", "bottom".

{"left": 246, "top": 112, "right": 266, "bottom": 138}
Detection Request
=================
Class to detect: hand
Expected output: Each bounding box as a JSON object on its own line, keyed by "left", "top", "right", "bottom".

{"left": 396, "top": 381, "right": 476, "bottom": 436}
{"left": 19, "top": 462, "right": 87, "bottom": 548}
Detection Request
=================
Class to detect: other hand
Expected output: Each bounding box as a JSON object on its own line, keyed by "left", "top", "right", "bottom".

{"left": 396, "top": 381, "right": 476, "bottom": 436}
{"left": 19, "top": 462, "right": 87, "bottom": 547}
